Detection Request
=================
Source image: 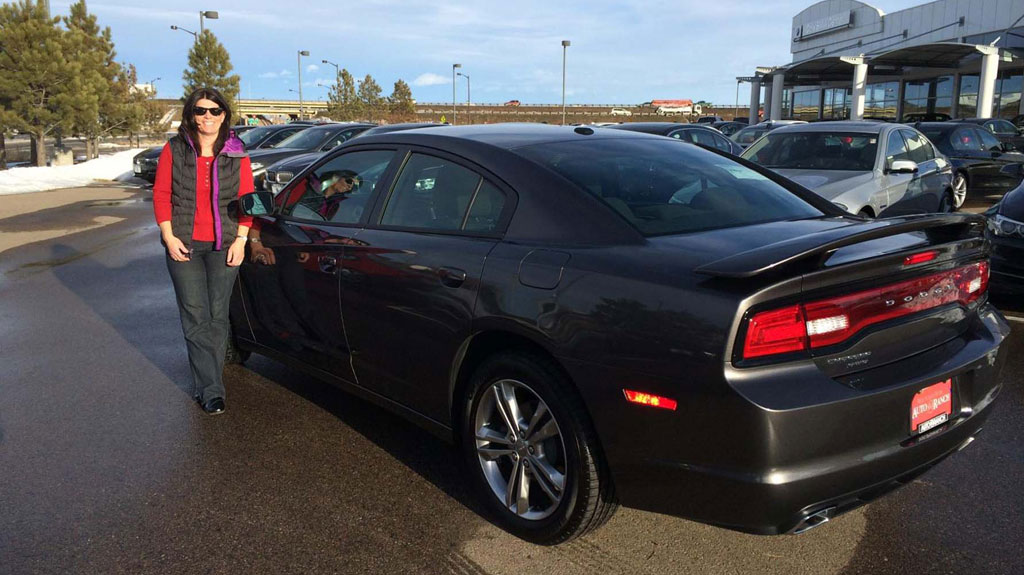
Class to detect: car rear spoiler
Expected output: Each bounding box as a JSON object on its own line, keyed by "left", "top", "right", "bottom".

{"left": 695, "top": 213, "right": 987, "bottom": 279}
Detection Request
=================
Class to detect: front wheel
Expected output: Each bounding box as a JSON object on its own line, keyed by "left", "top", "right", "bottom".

{"left": 951, "top": 172, "right": 968, "bottom": 209}
{"left": 460, "top": 353, "right": 617, "bottom": 544}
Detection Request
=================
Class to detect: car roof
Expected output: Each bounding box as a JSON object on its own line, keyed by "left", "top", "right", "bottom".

{"left": 353, "top": 122, "right": 669, "bottom": 150}
{"left": 915, "top": 121, "right": 975, "bottom": 132}
{"left": 604, "top": 122, "right": 694, "bottom": 135}
{"left": 358, "top": 122, "right": 447, "bottom": 136}
{"left": 769, "top": 120, "right": 890, "bottom": 134}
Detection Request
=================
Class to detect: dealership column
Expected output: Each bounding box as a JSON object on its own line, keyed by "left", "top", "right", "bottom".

{"left": 770, "top": 74, "right": 784, "bottom": 121}
{"left": 843, "top": 56, "right": 867, "bottom": 121}
{"left": 976, "top": 46, "right": 1000, "bottom": 119}
{"left": 749, "top": 77, "right": 761, "bottom": 124}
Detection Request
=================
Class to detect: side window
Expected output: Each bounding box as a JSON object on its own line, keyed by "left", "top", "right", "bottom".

{"left": 689, "top": 129, "right": 719, "bottom": 148}
{"left": 987, "top": 120, "right": 1015, "bottom": 135}
{"left": 464, "top": 181, "right": 506, "bottom": 233}
{"left": 951, "top": 129, "right": 979, "bottom": 151}
{"left": 976, "top": 128, "right": 1002, "bottom": 151}
{"left": 712, "top": 133, "right": 734, "bottom": 152}
{"left": 885, "top": 131, "right": 909, "bottom": 163}
{"left": 280, "top": 150, "right": 395, "bottom": 224}
{"left": 380, "top": 153, "right": 484, "bottom": 232}
{"left": 900, "top": 130, "right": 934, "bottom": 163}
{"left": 264, "top": 129, "right": 299, "bottom": 148}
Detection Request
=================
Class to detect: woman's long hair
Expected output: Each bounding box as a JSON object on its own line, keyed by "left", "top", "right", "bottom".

{"left": 179, "top": 87, "right": 233, "bottom": 156}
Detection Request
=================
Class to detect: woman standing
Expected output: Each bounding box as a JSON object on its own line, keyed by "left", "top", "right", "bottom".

{"left": 153, "top": 87, "right": 254, "bottom": 415}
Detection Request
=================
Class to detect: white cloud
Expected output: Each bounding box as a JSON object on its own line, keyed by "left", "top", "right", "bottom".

{"left": 306, "top": 64, "right": 319, "bottom": 73}
{"left": 258, "top": 69, "right": 293, "bottom": 79}
{"left": 412, "top": 73, "right": 450, "bottom": 87}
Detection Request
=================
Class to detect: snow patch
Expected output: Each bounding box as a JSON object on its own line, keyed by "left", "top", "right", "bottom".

{"left": 0, "top": 148, "right": 147, "bottom": 195}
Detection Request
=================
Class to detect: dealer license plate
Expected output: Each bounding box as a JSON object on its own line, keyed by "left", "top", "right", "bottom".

{"left": 910, "top": 378, "right": 952, "bottom": 434}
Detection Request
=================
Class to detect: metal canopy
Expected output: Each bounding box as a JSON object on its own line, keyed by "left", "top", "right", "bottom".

{"left": 868, "top": 42, "right": 992, "bottom": 69}
{"left": 778, "top": 56, "right": 857, "bottom": 83}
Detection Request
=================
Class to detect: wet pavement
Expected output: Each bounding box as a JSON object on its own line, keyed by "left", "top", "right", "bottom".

{"left": 1, "top": 186, "right": 1022, "bottom": 575}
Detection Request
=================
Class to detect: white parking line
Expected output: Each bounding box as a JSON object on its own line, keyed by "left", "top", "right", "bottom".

{"left": 1006, "top": 316, "right": 1024, "bottom": 324}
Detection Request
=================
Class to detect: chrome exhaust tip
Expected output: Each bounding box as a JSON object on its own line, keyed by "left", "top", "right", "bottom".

{"left": 793, "top": 506, "right": 836, "bottom": 534}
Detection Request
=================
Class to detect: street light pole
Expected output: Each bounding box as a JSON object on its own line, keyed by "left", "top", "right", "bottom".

{"left": 147, "top": 77, "right": 161, "bottom": 96}
{"left": 452, "top": 63, "right": 462, "bottom": 125}
{"left": 322, "top": 59, "right": 340, "bottom": 85}
{"left": 457, "top": 72, "right": 471, "bottom": 105}
{"left": 561, "top": 40, "right": 571, "bottom": 126}
{"left": 297, "top": 50, "right": 310, "bottom": 119}
{"left": 170, "top": 25, "right": 198, "bottom": 43}
{"left": 199, "top": 10, "right": 218, "bottom": 35}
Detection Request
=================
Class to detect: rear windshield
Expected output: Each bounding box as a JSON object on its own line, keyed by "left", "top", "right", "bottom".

{"left": 733, "top": 127, "right": 768, "bottom": 145}
{"left": 516, "top": 138, "right": 823, "bottom": 236}
{"left": 237, "top": 126, "right": 274, "bottom": 147}
{"left": 275, "top": 128, "right": 332, "bottom": 150}
{"left": 743, "top": 132, "right": 879, "bottom": 171}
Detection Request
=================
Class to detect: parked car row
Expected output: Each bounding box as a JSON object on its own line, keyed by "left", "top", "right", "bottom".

{"left": 228, "top": 123, "right": 1010, "bottom": 545}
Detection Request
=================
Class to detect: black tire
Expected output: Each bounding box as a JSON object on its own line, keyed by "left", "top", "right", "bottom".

{"left": 939, "top": 189, "right": 955, "bottom": 213}
{"left": 460, "top": 352, "right": 618, "bottom": 544}
{"left": 224, "top": 326, "right": 251, "bottom": 364}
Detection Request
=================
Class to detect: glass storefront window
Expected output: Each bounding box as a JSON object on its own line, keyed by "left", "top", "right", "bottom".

{"left": 995, "top": 72, "right": 1022, "bottom": 119}
{"left": 823, "top": 88, "right": 851, "bottom": 120}
{"left": 791, "top": 89, "right": 820, "bottom": 121}
{"left": 901, "top": 76, "right": 954, "bottom": 121}
{"left": 866, "top": 81, "right": 899, "bottom": 120}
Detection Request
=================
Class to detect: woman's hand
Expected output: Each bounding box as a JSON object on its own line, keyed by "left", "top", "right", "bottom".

{"left": 227, "top": 237, "right": 247, "bottom": 267}
{"left": 164, "top": 234, "right": 191, "bottom": 262}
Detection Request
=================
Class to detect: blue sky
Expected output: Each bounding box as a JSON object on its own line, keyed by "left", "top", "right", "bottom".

{"left": 53, "top": 0, "right": 925, "bottom": 105}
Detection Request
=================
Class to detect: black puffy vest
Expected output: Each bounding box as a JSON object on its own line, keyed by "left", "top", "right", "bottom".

{"left": 167, "top": 134, "right": 247, "bottom": 250}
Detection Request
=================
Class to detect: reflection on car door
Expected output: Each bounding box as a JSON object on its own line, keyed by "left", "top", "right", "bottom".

{"left": 238, "top": 149, "right": 399, "bottom": 384}
{"left": 340, "top": 150, "right": 509, "bottom": 424}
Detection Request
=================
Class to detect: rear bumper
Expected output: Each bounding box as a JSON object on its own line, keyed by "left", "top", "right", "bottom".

{"left": 572, "top": 304, "right": 1009, "bottom": 535}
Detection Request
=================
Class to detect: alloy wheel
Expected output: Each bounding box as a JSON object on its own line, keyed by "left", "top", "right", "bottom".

{"left": 473, "top": 379, "right": 567, "bottom": 521}
{"left": 952, "top": 174, "right": 967, "bottom": 209}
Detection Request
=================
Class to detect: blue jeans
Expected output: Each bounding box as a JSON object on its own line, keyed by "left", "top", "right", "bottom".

{"left": 165, "top": 241, "right": 240, "bottom": 403}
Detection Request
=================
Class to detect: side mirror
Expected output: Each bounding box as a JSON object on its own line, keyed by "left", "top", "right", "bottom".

{"left": 241, "top": 191, "right": 275, "bottom": 216}
{"left": 888, "top": 160, "right": 918, "bottom": 174}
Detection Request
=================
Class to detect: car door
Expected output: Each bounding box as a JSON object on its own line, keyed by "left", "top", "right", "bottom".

{"left": 340, "top": 149, "right": 511, "bottom": 423}
{"left": 975, "top": 127, "right": 1024, "bottom": 193}
{"left": 890, "top": 129, "right": 946, "bottom": 214}
{"left": 239, "top": 148, "right": 400, "bottom": 383}
{"left": 879, "top": 129, "right": 912, "bottom": 215}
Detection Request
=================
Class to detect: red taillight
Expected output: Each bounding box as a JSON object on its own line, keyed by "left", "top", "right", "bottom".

{"left": 742, "top": 261, "right": 989, "bottom": 360}
{"left": 623, "top": 389, "right": 678, "bottom": 411}
{"left": 744, "top": 305, "right": 807, "bottom": 359}
{"left": 903, "top": 251, "right": 938, "bottom": 266}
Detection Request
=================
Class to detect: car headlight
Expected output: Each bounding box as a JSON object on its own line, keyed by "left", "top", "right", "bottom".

{"left": 987, "top": 213, "right": 1024, "bottom": 238}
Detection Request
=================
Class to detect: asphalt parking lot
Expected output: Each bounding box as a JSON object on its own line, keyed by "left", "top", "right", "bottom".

{"left": 0, "top": 184, "right": 1022, "bottom": 575}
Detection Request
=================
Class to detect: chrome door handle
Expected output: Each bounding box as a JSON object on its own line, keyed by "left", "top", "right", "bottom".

{"left": 319, "top": 255, "right": 338, "bottom": 275}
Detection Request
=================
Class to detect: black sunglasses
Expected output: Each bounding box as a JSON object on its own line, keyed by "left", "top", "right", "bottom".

{"left": 193, "top": 106, "right": 225, "bottom": 117}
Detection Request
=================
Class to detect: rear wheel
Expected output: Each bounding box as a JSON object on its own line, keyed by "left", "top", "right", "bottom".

{"left": 952, "top": 172, "right": 968, "bottom": 209}
{"left": 460, "top": 353, "right": 617, "bottom": 544}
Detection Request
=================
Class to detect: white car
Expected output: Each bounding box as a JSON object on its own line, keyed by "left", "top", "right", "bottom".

{"left": 610, "top": 108, "right": 633, "bottom": 117}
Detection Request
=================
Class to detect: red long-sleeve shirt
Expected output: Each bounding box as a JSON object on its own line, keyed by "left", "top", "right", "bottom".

{"left": 153, "top": 143, "right": 254, "bottom": 241}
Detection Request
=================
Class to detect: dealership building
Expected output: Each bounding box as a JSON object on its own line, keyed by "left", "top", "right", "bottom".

{"left": 743, "top": 0, "right": 1024, "bottom": 123}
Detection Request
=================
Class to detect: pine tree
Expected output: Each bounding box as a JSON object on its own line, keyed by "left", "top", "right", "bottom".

{"left": 63, "top": 0, "right": 116, "bottom": 159}
{"left": 327, "top": 69, "right": 359, "bottom": 121}
{"left": 0, "top": 0, "right": 79, "bottom": 166}
{"left": 357, "top": 74, "right": 383, "bottom": 122}
{"left": 388, "top": 79, "right": 415, "bottom": 122}
{"left": 182, "top": 29, "right": 240, "bottom": 104}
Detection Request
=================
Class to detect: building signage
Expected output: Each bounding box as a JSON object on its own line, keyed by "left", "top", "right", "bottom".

{"left": 793, "top": 10, "right": 852, "bottom": 41}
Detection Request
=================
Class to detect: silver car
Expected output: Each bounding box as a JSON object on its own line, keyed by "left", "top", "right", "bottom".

{"left": 741, "top": 121, "right": 955, "bottom": 217}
